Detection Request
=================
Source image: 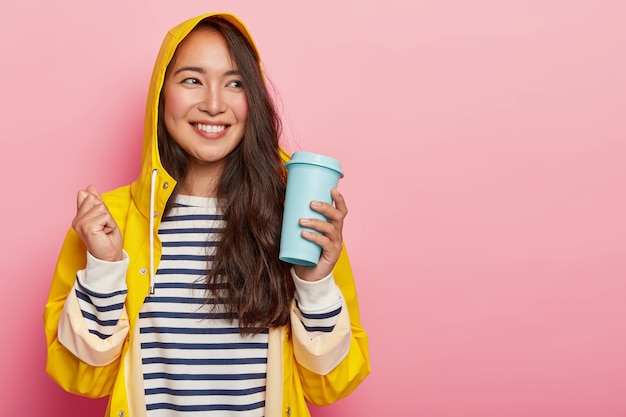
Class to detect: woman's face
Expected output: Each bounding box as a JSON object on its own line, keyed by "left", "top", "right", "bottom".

{"left": 162, "top": 28, "right": 248, "bottom": 174}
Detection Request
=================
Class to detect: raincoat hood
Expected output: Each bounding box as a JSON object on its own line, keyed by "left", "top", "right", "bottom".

{"left": 130, "top": 12, "right": 262, "bottom": 217}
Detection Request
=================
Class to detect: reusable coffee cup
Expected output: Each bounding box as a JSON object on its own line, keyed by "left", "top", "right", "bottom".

{"left": 279, "top": 151, "right": 344, "bottom": 266}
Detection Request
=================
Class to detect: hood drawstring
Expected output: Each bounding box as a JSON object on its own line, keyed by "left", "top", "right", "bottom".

{"left": 149, "top": 168, "right": 158, "bottom": 295}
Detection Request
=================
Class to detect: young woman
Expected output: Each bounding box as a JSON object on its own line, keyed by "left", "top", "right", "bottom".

{"left": 44, "top": 12, "right": 369, "bottom": 417}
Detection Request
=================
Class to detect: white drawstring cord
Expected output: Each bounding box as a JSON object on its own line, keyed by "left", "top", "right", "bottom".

{"left": 149, "top": 168, "right": 158, "bottom": 295}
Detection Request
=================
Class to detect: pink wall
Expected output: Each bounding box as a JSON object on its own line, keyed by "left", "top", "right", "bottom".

{"left": 1, "top": 0, "right": 625, "bottom": 415}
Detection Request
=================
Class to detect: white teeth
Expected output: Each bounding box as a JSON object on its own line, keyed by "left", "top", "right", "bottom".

{"left": 196, "top": 123, "right": 226, "bottom": 133}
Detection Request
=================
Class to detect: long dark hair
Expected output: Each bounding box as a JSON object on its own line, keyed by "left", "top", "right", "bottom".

{"left": 157, "top": 16, "right": 293, "bottom": 334}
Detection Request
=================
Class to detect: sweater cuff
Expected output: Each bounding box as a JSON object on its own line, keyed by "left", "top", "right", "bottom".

{"left": 78, "top": 250, "right": 129, "bottom": 293}
{"left": 290, "top": 267, "right": 342, "bottom": 313}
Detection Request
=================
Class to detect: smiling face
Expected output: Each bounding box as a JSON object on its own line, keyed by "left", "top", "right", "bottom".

{"left": 162, "top": 28, "right": 248, "bottom": 189}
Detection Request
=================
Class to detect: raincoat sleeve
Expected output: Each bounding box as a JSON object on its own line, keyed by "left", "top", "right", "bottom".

{"left": 44, "top": 228, "right": 128, "bottom": 398}
{"left": 290, "top": 246, "right": 371, "bottom": 405}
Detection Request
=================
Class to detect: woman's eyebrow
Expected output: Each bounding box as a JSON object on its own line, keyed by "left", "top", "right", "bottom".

{"left": 173, "top": 66, "right": 205, "bottom": 75}
{"left": 172, "top": 67, "right": 242, "bottom": 77}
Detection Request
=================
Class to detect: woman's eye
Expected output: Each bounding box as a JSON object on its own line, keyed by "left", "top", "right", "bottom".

{"left": 227, "top": 80, "right": 243, "bottom": 88}
{"left": 182, "top": 78, "right": 200, "bottom": 85}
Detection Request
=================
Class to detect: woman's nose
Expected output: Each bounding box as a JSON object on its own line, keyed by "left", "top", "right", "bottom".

{"left": 199, "top": 87, "right": 226, "bottom": 115}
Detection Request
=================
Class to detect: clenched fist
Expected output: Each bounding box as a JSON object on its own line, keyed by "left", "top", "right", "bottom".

{"left": 72, "top": 184, "right": 123, "bottom": 262}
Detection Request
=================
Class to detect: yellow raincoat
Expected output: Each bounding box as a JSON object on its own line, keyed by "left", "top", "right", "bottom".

{"left": 44, "top": 11, "right": 370, "bottom": 417}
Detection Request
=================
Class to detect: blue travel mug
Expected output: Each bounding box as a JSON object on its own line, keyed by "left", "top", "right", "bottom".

{"left": 279, "top": 152, "right": 344, "bottom": 266}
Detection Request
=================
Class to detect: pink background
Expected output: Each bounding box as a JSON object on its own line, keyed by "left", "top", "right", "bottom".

{"left": 1, "top": 0, "right": 625, "bottom": 415}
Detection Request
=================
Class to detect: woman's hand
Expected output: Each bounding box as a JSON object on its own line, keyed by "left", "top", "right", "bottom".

{"left": 72, "top": 184, "right": 123, "bottom": 262}
{"left": 293, "top": 188, "right": 348, "bottom": 282}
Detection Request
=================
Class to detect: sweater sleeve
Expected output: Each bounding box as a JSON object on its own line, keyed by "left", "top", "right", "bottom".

{"left": 289, "top": 267, "right": 351, "bottom": 375}
{"left": 57, "top": 250, "right": 130, "bottom": 367}
{"left": 291, "top": 268, "right": 343, "bottom": 336}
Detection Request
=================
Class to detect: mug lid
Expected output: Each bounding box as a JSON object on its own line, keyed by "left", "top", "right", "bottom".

{"left": 285, "top": 151, "right": 344, "bottom": 177}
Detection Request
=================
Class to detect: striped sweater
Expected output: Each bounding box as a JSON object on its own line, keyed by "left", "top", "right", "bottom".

{"left": 74, "top": 194, "right": 343, "bottom": 416}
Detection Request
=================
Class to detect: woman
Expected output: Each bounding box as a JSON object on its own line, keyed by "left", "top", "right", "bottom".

{"left": 44, "top": 12, "right": 369, "bottom": 417}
